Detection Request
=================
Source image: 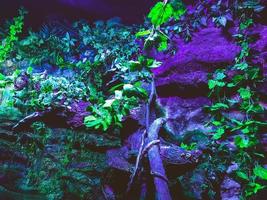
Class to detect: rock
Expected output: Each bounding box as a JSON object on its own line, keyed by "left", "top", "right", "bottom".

{"left": 157, "top": 97, "right": 211, "bottom": 139}
{"left": 250, "top": 25, "right": 267, "bottom": 96}
{"left": 152, "top": 26, "right": 241, "bottom": 97}
{"left": 106, "top": 141, "right": 201, "bottom": 177}
{"left": 13, "top": 100, "right": 90, "bottom": 131}
{"left": 107, "top": 147, "right": 134, "bottom": 173}
{"left": 14, "top": 72, "right": 29, "bottom": 91}
{"left": 179, "top": 168, "right": 206, "bottom": 200}
{"left": 67, "top": 100, "right": 91, "bottom": 128}
{"left": 220, "top": 176, "right": 241, "bottom": 200}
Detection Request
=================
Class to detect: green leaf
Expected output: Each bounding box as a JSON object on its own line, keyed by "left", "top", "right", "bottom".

{"left": 103, "top": 99, "right": 116, "bottom": 108}
{"left": 157, "top": 39, "right": 168, "bottom": 51}
{"left": 84, "top": 116, "right": 102, "bottom": 128}
{"left": 109, "top": 83, "right": 124, "bottom": 93}
{"left": 173, "top": 8, "right": 186, "bottom": 20}
{"left": 212, "top": 121, "right": 222, "bottom": 126}
{"left": 208, "top": 80, "right": 216, "bottom": 89}
{"left": 213, "top": 128, "right": 225, "bottom": 140}
{"left": 135, "top": 29, "right": 151, "bottom": 37}
{"left": 218, "top": 16, "right": 227, "bottom": 27}
{"left": 0, "top": 73, "right": 5, "bottom": 81}
{"left": 148, "top": 2, "right": 173, "bottom": 26}
{"left": 234, "top": 136, "right": 250, "bottom": 149}
{"left": 238, "top": 88, "right": 251, "bottom": 100}
{"left": 210, "top": 103, "right": 229, "bottom": 111}
{"left": 27, "top": 66, "right": 33, "bottom": 74}
{"left": 253, "top": 166, "right": 267, "bottom": 180}
{"left": 246, "top": 182, "right": 265, "bottom": 197}
{"left": 236, "top": 171, "right": 249, "bottom": 181}
{"left": 208, "top": 79, "right": 225, "bottom": 89}
{"left": 147, "top": 60, "right": 162, "bottom": 69}
{"left": 216, "top": 72, "right": 226, "bottom": 80}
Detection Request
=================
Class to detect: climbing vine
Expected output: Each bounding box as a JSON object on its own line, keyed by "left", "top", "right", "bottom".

{"left": 207, "top": 3, "right": 267, "bottom": 198}
{"left": 0, "top": 8, "right": 27, "bottom": 63}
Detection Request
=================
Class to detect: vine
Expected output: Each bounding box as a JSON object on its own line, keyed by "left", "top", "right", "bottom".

{"left": 0, "top": 8, "right": 27, "bottom": 64}
{"left": 207, "top": 2, "right": 267, "bottom": 198}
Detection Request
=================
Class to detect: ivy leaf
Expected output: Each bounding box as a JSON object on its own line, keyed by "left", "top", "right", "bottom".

{"left": 234, "top": 136, "right": 250, "bottom": 149}
{"left": 218, "top": 16, "right": 227, "bottom": 27}
{"left": 148, "top": 2, "right": 174, "bottom": 27}
{"left": 213, "top": 128, "right": 225, "bottom": 139}
{"left": 238, "top": 88, "right": 251, "bottom": 100}
{"left": 0, "top": 73, "right": 5, "bottom": 81}
{"left": 236, "top": 171, "right": 249, "bottom": 181}
{"left": 210, "top": 103, "right": 229, "bottom": 111}
{"left": 253, "top": 166, "right": 267, "bottom": 180}
{"left": 103, "top": 99, "right": 116, "bottom": 108}
{"left": 216, "top": 72, "right": 226, "bottom": 80}
{"left": 208, "top": 80, "right": 216, "bottom": 89}
{"left": 147, "top": 60, "right": 162, "bottom": 69}
{"left": 135, "top": 29, "right": 151, "bottom": 37}
{"left": 234, "top": 62, "right": 248, "bottom": 70}
{"left": 84, "top": 116, "right": 101, "bottom": 128}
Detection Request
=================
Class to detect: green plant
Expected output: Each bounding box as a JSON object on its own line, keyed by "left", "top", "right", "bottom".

{"left": 207, "top": 7, "right": 266, "bottom": 198}
{"left": 0, "top": 8, "right": 27, "bottom": 63}
{"left": 136, "top": 0, "right": 185, "bottom": 51}
{"left": 13, "top": 71, "right": 89, "bottom": 112}
{"left": 84, "top": 82, "right": 147, "bottom": 131}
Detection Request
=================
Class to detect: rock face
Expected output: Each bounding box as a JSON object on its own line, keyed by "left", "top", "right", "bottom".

{"left": 147, "top": 24, "right": 267, "bottom": 199}
{"left": 157, "top": 97, "right": 211, "bottom": 138}
{"left": 152, "top": 26, "right": 241, "bottom": 97}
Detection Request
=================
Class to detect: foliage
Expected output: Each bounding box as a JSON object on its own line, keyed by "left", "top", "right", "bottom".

{"left": 162, "top": 0, "right": 264, "bottom": 42}
{"left": 75, "top": 20, "right": 139, "bottom": 65}
{"left": 16, "top": 30, "right": 70, "bottom": 66}
{"left": 206, "top": 2, "right": 267, "bottom": 198}
{"left": 136, "top": 0, "right": 185, "bottom": 51}
{"left": 14, "top": 122, "right": 108, "bottom": 200}
{"left": 13, "top": 71, "right": 89, "bottom": 113}
{"left": 84, "top": 82, "right": 147, "bottom": 131}
{"left": 0, "top": 8, "right": 27, "bottom": 64}
{"left": 0, "top": 1, "right": 266, "bottom": 199}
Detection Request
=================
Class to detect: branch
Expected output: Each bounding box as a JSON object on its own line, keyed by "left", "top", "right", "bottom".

{"left": 147, "top": 118, "right": 171, "bottom": 200}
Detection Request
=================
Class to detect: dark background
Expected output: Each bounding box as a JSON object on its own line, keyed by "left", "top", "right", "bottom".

{"left": 0, "top": 0, "right": 157, "bottom": 28}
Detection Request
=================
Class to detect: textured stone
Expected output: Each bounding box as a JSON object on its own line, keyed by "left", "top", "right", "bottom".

{"left": 221, "top": 176, "right": 241, "bottom": 200}
{"left": 152, "top": 26, "right": 241, "bottom": 97}
{"left": 157, "top": 97, "right": 211, "bottom": 138}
